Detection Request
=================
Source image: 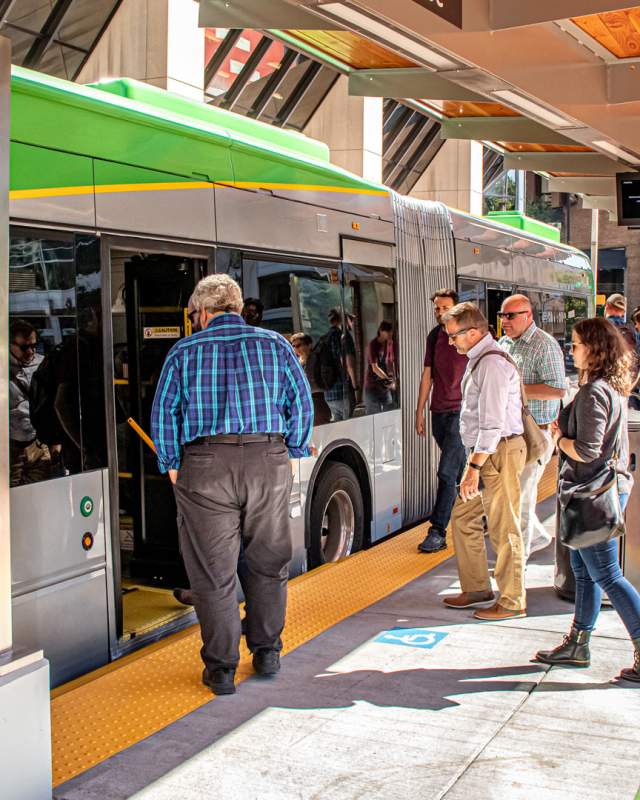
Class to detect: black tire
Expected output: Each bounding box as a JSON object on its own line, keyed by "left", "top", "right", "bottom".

{"left": 308, "top": 462, "right": 365, "bottom": 569}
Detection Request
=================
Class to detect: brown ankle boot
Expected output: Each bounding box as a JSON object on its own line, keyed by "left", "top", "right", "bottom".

{"left": 619, "top": 638, "right": 640, "bottom": 683}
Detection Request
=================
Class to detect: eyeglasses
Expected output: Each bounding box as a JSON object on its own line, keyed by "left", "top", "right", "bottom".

{"left": 448, "top": 327, "right": 476, "bottom": 341}
{"left": 496, "top": 311, "right": 529, "bottom": 320}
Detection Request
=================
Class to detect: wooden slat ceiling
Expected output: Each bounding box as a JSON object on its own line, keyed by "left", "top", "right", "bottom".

{"left": 285, "top": 29, "right": 417, "bottom": 68}
{"left": 439, "top": 100, "right": 519, "bottom": 117}
{"left": 282, "top": 30, "right": 594, "bottom": 159}
{"left": 572, "top": 6, "right": 640, "bottom": 58}
{"left": 498, "top": 142, "right": 593, "bottom": 153}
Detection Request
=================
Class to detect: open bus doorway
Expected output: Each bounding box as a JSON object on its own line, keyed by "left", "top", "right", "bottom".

{"left": 487, "top": 286, "right": 511, "bottom": 338}
{"left": 109, "top": 247, "right": 205, "bottom": 643}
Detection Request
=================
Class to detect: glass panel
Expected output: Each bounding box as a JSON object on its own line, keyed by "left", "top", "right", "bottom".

{"left": 56, "top": 0, "right": 118, "bottom": 51}
{"left": 286, "top": 66, "right": 337, "bottom": 131}
{"left": 75, "top": 236, "right": 107, "bottom": 470}
{"left": 6, "top": 1, "right": 51, "bottom": 30}
{"left": 343, "top": 264, "right": 398, "bottom": 417}
{"left": 2, "top": 25, "right": 40, "bottom": 63}
{"left": 9, "top": 231, "right": 81, "bottom": 485}
{"left": 206, "top": 29, "right": 272, "bottom": 100}
{"left": 563, "top": 295, "right": 589, "bottom": 378}
{"left": 227, "top": 39, "right": 288, "bottom": 115}
{"left": 242, "top": 258, "right": 341, "bottom": 426}
{"left": 457, "top": 279, "right": 485, "bottom": 314}
{"left": 251, "top": 57, "right": 309, "bottom": 124}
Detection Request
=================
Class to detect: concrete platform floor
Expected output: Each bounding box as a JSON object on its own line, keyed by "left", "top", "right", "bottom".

{"left": 55, "top": 502, "right": 640, "bottom": 800}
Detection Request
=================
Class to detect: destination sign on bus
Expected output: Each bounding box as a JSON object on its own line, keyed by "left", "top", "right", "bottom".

{"left": 410, "top": 0, "right": 462, "bottom": 28}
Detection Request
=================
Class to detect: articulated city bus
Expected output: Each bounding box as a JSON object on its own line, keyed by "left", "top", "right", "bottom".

{"left": 7, "top": 66, "right": 594, "bottom": 685}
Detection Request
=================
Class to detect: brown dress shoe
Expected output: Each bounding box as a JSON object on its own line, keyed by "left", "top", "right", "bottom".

{"left": 473, "top": 602, "right": 527, "bottom": 621}
{"left": 443, "top": 591, "right": 495, "bottom": 609}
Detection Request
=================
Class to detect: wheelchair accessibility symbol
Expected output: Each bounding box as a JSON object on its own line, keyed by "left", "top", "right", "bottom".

{"left": 374, "top": 627, "right": 448, "bottom": 650}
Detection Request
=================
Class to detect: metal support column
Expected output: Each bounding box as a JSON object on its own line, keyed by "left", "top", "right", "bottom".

{"left": 591, "top": 208, "right": 600, "bottom": 297}
{"left": 0, "top": 39, "right": 53, "bottom": 800}
{"left": 515, "top": 169, "right": 526, "bottom": 214}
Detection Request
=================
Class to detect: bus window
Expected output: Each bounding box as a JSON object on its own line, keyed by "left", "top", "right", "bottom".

{"left": 458, "top": 279, "right": 485, "bottom": 314}
{"left": 343, "top": 264, "right": 398, "bottom": 418}
{"left": 564, "top": 296, "right": 589, "bottom": 376}
{"left": 9, "top": 232, "right": 82, "bottom": 485}
{"left": 241, "top": 257, "right": 342, "bottom": 426}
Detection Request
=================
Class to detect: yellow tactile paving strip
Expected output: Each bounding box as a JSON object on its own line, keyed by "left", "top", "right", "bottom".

{"left": 51, "top": 458, "right": 559, "bottom": 788}
{"left": 51, "top": 522, "right": 452, "bottom": 787}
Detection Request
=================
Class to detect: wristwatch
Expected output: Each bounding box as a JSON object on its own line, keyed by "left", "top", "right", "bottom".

{"left": 468, "top": 462, "right": 481, "bottom": 471}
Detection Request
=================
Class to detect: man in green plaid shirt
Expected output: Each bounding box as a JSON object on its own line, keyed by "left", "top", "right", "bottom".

{"left": 499, "top": 294, "right": 566, "bottom": 559}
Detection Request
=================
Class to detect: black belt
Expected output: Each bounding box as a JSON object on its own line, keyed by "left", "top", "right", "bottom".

{"left": 187, "top": 433, "right": 284, "bottom": 446}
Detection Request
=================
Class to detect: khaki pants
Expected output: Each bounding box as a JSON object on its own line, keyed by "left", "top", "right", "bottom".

{"left": 451, "top": 436, "right": 527, "bottom": 611}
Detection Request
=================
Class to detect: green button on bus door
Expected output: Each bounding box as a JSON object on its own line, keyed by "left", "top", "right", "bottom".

{"left": 80, "top": 496, "right": 94, "bottom": 517}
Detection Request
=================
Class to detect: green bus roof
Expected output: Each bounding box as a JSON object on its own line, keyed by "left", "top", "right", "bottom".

{"left": 9, "top": 65, "right": 386, "bottom": 197}
{"left": 485, "top": 211, "right": 561, "bottom": 243}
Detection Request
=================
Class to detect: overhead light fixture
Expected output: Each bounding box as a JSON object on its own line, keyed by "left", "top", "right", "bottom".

{"left": 318, "top": 2, "right": 457, "bottom": 70}
{"left": 591, "top": 139, "right": 640, "bottom": 166}
{"left": 492, "top": 89, "right": 573, "bottom": 129}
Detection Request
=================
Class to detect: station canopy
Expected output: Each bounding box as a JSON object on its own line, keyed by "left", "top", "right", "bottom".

{"left": 200, "top": 0, "right": 640, "bottom": 216}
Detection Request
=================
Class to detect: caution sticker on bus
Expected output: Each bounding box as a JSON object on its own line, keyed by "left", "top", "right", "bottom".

{"left": 143, "top": 326, "right": 181, "bottom": 339}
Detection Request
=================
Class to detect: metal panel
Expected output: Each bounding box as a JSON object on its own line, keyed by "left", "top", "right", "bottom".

{"left": 94, "top": 162, "right": 215, "bottom": 242}
{"left": 456, "top": 239, "right": 513, "bottom": 283}
{"left": 215, "top": 185, "right": 393, "bottom": 257}
{"left": 12, "top": 569, "right": 109, "bottom": 686}
{"left": 0, "top": 34, "right": 10, "bottom": 654}
{"left": 0, "top": 660, "right": 52, "bottom": 799}
{"left": 11, "top": 471, "right": 106, "bottom": 596}
{"left": 391, "top": 194, "right": 457, "bottom": 525}
{"left": 342, "top": 238, "right": 393, "bottom": 269}
{"left": 373, "top": 411, "right": 403, "bottom": 539}
{"left": 9, "top": 143, "right": 96, "bottom": 228}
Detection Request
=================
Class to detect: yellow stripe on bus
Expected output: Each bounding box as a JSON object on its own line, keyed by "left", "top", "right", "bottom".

{"left": 10, "top": 180, "right": 389, "bottom": 201}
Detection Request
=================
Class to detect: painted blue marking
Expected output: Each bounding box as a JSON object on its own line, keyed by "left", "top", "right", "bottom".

{"left": 374, "top": 628, "right": 448, "bottom": 650}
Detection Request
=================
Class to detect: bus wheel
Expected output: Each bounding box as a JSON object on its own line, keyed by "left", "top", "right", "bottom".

{"left": 309, "top": 462, "right": 364, "bottom": 568}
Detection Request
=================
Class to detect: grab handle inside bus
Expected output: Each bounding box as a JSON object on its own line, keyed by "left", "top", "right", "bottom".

{"left": 127, "top": 417, "right": 157, "bottom": 454}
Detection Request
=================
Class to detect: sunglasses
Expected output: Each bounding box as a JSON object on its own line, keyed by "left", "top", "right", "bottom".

{"left": 13, "top": 342, "right": 36, "bottom": 352}
{"left": 496, "top": 311, "right": 529, "bottom": 320}
{"left": 448, "top": 327, "right": 476, "bottom": 341}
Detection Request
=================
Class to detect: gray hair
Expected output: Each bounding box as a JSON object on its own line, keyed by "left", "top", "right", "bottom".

{"left": 191, "top": 274, "right": 243, "bottom": 315}
{"left": 442, "top": 301, "right": 488, "bottom": 332}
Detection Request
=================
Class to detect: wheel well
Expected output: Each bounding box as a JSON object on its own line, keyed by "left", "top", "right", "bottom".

{"left": 306, "top": 444, "right": 373, "bottom": 548}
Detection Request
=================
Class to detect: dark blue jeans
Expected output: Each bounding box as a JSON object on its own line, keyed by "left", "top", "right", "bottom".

{"left": 571, "top": 534, "right": 640, "bottom": 641}
{"left": 430, "top": 410, "right": 467, "bottom": 534}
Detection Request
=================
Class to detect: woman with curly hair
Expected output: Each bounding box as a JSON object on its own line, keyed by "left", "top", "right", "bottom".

{"left": 535, "top": 317, "right": 640, "bottom": 682}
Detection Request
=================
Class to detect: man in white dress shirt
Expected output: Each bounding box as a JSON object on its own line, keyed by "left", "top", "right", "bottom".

{"left": 441, "top": 303, "right": 528, "bottom": 621}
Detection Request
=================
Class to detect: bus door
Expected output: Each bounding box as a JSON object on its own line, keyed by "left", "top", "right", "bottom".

{"left": 113, "top": 252, "right": 204, "bottom": 588}
{"left": 487, "top": 286, "right": 512, "bottom": 338}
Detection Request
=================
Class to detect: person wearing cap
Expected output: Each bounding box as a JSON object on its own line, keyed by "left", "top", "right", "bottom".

{"left": 604, "top": 293, "right": 627, "bottom": 328}
{"left": 151, "top": 274, "right": 313, "bottom": 697}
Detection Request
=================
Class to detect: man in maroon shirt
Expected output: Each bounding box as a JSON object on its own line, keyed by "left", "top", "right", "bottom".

{"left": 415, "top": 289, "right": 468, "bottom": 552}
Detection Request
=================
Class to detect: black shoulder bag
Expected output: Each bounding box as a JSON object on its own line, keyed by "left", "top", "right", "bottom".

{"left": 557, "top": 395, "right": 625, "bottom": 550}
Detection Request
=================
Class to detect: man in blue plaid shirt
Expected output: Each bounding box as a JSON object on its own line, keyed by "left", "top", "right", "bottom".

{"left": 499, "top": 294, "right": 566, "bottom": 559}
{"left": 151, "top": 274, "right": 313, "bottom": 696}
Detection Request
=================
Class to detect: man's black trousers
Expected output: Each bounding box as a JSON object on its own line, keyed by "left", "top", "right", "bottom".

{"left": 173, "top": 437, "right": 293, "bottom": 671}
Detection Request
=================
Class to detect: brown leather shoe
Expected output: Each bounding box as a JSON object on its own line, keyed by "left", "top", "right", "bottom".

{"left": 473, "top": 602, "right": 527, "bottom": 621}
{"left": 443, "top": 591, "right": 495, "bottom": 609}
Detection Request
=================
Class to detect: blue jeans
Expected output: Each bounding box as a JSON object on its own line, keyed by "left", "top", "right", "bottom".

{"left": 430, "top": 411, "right": 467, "bottom": 533}
{"left": 571, "top": 534, "right": 640, "bottom": 640}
